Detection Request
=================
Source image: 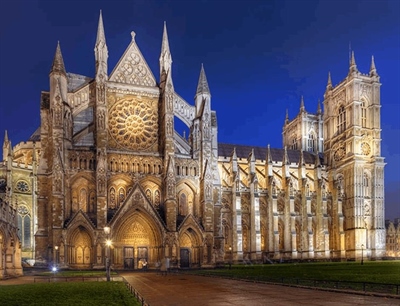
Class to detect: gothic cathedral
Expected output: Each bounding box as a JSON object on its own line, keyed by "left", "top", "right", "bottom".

{"left": 0, "top": 12, "right": 385, "bottom": 271}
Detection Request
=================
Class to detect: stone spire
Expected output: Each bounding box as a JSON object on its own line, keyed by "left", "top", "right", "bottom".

{"left": 96, "top": 10, "right": 106, "bottom": 46}
{"left": 3, "top": 130, "right": 8, "bottom": 144}
{"left": 196, "top": 64, "right": 210, "bottom": 97}
{"left": 249, "top": 149, "right": 255, "bottom": 174}
{"left": 283, "top": 146, "right": 290, "bottom": 165}
{"left": 298, "top": 149, "right": 306, "bottom": 181}
{"left": 299, "top": 95, "right": 305, "bottom": 113}
{"left": 2, "top": 130, "right": 10, "bottom": 161}
{"left": 95, "top": 10, "right": 108, "bottom": 81}
{"left": 369, "top": 55, "right": 378, "bottom": 77}
{"left": 282, "top": 146, "right": 290, "bottom": 178}
{"left": 326, "top": 71, "right": 332, "bottom": 91}
{"left": 159, "top": 21, "right": 172, "bottom": 75}
{"left": 285, "top": 109, "right": 289, "bottom": 125}
{"left": 50, "top": 41, "right": 66, "bottom": 76}
{"left": 348, "top": 51, "right": 358, "bottom": 75}
{"left": 267, "top": 144, "right": 272, "bottom": 164}
{"left": 317, "top": 99, "right": 322, "bottom": 115}
{"left": 266, "top": 144, "right": 273, "bottom": 177}
{"left": 231, "top": 147, "right": 238, "bottom": 173}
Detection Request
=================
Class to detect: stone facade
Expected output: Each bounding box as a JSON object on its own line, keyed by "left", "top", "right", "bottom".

{"left": 0, "top": 132, "right": 24, "bottom": 278}
{"left": 1, "top": 13, "right": 386, "bottom": 269}
{"left": 385, "top": 219, "right": 400, "bottom": 257}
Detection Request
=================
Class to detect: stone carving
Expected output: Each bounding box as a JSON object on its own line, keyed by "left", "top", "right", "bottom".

{"left": 108, "top": 96, "right": 158, "bottom": 151}
{"left": 109, "top": 47, "right": 156, "bottom": 86}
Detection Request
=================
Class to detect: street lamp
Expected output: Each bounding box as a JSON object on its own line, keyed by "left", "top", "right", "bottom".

{"left": 104, "top": 226, "right": 111, "bottom": 281}
{"left": 54, "top": 246, "right": 59, "bottom": 266}
{"left": 361, "top": 244, "right": 364, "bottom": 265}
{"left": 228, "top": 246, "right": 232, "bottom": 270}
{"left": 52, "top": 245, "right": 59, "bottom": 279}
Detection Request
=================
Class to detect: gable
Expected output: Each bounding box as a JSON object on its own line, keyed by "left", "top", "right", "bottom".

{"left": 109, "top": 32, "right": 157, "bottom": 87}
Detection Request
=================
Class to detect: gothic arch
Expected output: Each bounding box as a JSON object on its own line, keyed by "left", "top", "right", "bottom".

{"left": 70, "top": 175, "right": 96, "bottom": 215}
{"left": 178, "top": 225, "right": 202, "bottom": 268}
{"left": 111, "top": 209, "right": 163, "bottom": 267}
{"left": 68, "top": 225, "right": 93, "bottom": 267}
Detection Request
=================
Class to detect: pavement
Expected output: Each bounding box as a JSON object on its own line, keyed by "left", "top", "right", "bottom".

{"left": 1, "top": 271, "right": 399, "bottom": 306}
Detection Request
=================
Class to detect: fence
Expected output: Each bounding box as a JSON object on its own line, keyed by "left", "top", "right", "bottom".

{"left": 33, "top": 276, "right": 123, "bottom": 283}
{"left": 33, "top": 276, "right": 150, "bottom": 305}
{"left": 122, "top": 277, "right": 150, "bottom": 306}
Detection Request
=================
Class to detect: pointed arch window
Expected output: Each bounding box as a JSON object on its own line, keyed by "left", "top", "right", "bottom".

{"left": 109, "top": 187, "right": 116, "bottom": 209}
{"left": 154, "top": 190, "right": 161, "bottom": 208}
{"left": 179, "top": 193, "right": 188, "bottom": 216}
{"left": 118, "top": 188, "right": 126, "bottom": 208}
{"left": 361, "top": 101, "right": 367, "bottom": 128}
{"left": 17, "top": 205, "right": 31, "bottom": 249}
{"left": 145, "top": 189, "right": 152, "bottom": 204}
{"left": 337, "top": 106, "right": 346, "bottom": 133}
{"left": 291, "top": 137, "right": 297, "bottom": 150}
{"left": 308, "top": 133, "right": 315, "bottom": 152}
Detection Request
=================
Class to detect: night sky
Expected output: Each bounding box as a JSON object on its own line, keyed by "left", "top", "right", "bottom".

{"left": 0, "top": 0, "right": 399, "bottom": 218}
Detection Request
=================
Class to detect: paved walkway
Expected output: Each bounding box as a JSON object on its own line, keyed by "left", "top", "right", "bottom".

{"left": 1, "top": 272, "right": 399, "bottom": 306}
{"left": 119, "top": 272, "right": 399, "bottom": 306}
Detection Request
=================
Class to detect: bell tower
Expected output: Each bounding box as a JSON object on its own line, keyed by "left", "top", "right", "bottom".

{"left": 323, "top": 53, "right": 385, "bottom": 259}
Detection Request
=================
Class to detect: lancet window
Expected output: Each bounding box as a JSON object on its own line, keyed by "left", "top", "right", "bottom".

{"left": 337, "top": 105, "right": 346, "bottom": 133}
{"left": 361, "top": 100, "right": 367, "bottom": 128}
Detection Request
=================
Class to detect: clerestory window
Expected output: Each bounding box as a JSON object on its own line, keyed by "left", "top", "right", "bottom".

{"left": 337, "top": 106, "right": 346, "bottom": 133}
{"left": 361, "top": 101, "right": 367, "bottom": 128}
{"left": 308, "top": 133, "right": 315, "bottom": 152}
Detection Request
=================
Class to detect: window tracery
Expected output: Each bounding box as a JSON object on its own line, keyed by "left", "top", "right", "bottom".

{"left": 361, "top": 100, "right": 367, "bottom": 128}
{"left": 337, "top": 105, "right": 346, "bottom": 133}
{"left": 308, "top": 133, "right": 315, "bottom": 152}
{"left": 17, "top": 204, "right": 31, "bottom": 249}
{"left": 118, "top": 188, "right": 126, "bottom": 207}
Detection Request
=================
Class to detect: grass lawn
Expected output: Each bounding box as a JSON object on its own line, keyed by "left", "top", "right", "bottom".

{"left": 0, "top": 282, "right": 141, "bottom": 306}
{"left": 191, "top": 261, "right": 400, "bottom": 284}
{"left": 36, "top": 270, "right": 118, "bottom": 277}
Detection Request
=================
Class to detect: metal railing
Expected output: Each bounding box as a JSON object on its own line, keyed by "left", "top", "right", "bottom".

{"left": 33, "top": 276, "right": 123, "bottom": 283}
{"left": 121, "top": 276, "right": 150, "bottom": 306}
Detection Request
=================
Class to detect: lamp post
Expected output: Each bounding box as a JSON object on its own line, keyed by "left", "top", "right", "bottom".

{"left": 52, "top": 245, "right": 58, "bottom": 278}
{"left": 228, "top": 246, "right": 232, "bottom": 270}
{"left": 54, "top": 245, "right": 58, "bottom": 266}
{"left": 104, "top": 226, "right": 111, "bottom": 281}
{"left": 361, "top": 244, "right": 364, "bottom": 265}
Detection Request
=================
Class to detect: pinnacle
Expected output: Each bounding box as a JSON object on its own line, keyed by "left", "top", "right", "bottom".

{"left": 50, "top": 41, "right": 66, "bottom": 76}
{"left": 317, "top": 99, "right": 322, "bottom": 114}
{"left": 96, "top": 10, "right": 106, "bottom": 45}
{"left": 4, "top": 130, "right": 8, "bottom": 143}
{"left": 370, "top": 55, "right": 378, "bottom": 76}
{"left": 161, "top": 21, "right": 170, "bottom": 55}
{"left": 283, "top": 146, "right": 290, "bottom": 164}
{"left": 349, "top": 51, "right": 358, "bottom": 74}
{"left": 326, "top": 71, "right": 332, "bottom": 89}
{"left": 196, "top": 64, "right": 210, "bottom": 96}
{"left": 300, "top": 96, "right": 305, "bottom": 113}
{"left": 159, "top": 21, "right": 172, "bottom": 75}
{"left": 285, "top": 108, "right": 289, "bottom": 124}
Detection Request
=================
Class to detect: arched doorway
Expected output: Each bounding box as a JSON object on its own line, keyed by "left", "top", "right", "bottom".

{"left": 112, "top": 211, "right": 162, "bottom": 270}
{"left": 179, "top": 228, "right": 201, "bottom": 268}
{"left": 69, "top": 226, "right": 92, "bottom": 268}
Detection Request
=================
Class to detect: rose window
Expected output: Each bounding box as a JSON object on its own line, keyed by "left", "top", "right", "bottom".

{"left": 109, "top": 98, "right": 158, "bottom": 151}
{"left": 16, "top": 180, "right": 29, "bottom": 192}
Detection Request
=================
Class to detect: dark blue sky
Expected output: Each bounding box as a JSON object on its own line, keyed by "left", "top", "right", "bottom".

{"left": 0, "top": 0, "right": 399, "bottom": 218}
